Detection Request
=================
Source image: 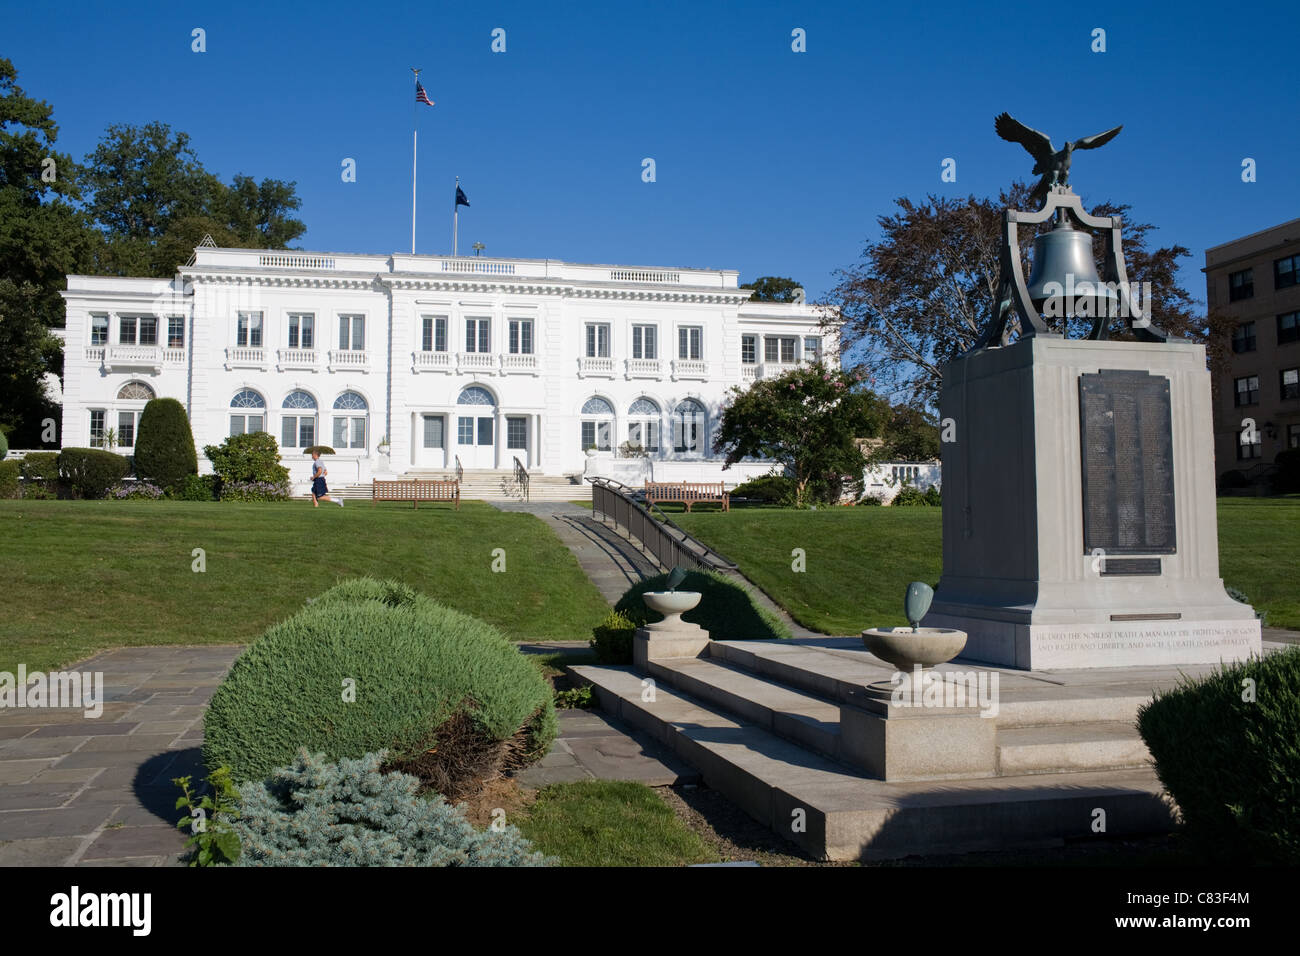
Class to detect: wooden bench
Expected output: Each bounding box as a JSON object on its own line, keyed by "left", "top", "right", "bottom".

{"left": 644, "top": 481, "right": 730, "bottom": 513}
{"left": 371, "top": 479, "right": 460, "bottom": 509}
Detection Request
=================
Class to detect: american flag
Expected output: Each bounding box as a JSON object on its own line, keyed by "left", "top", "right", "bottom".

{"left": 416, "top": 81, "right": 434, "bottom": 107}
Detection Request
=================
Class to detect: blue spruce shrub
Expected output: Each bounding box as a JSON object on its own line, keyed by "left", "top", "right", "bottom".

{"left": 233, "top": 750, "right": 550, "bottom": 866}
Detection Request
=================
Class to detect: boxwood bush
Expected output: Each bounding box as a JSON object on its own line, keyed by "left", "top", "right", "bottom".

{"left": 0, "top": 460, "right": 19, "bottom": 499}
{"left": 730, "top": 474, "right": 794, "bottom": 505}
{"left": 231, "top": 750, "right": 548, "bottom": 867}
{"left": 174, "top": 473, "right": 218, "bottom": 501}
{"left": 203, "top": 578, "right": 557, "bottom": 792}
{"left": 614, "top": 569, "right": 790, "bottom": 641}
{"left": 590, "top": 609, "right": 638, "bottom": 664}
{"left": 1136, "top": 645, "right": 1300, "bottom": 864}
{"left": 135, "top": 397, "right": 198, "bottom": 492}
{"left": 20, "top": 451, "right": 59, "bottom": 482}
{"left": 58, "top": 447, "right": 130, "bottom": 499}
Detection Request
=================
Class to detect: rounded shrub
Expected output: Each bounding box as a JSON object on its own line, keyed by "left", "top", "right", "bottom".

{"left": 1273, "top": 448, "right": 1300, "bottom": 494}
{"left": 0, "top": 429, "right": 8, "bottom": 460}
{"left": 590, "top": 609, "right": 637, "bottom": 664}
{"left": 230, "top": 750, "right": 549, "bottom": 867}
{"left": 203, "top": 577, "right": 557, "bottom": 792}
{"left": 0, "top": 460, "right": 19, "bottom": 499}
{"left": 20, "top": 451, "right": 59, "bottom": 482}
{"left": 174, "top": 473, "right": 218, "bottom": 501}
{"left": 891, "top": 485, "right": 932, "bottom": 506}
{"left": 614, "top": 569, "right": 790, "bottom": 641}
{"left": 57, "top": 447, "right": 129, "bottom": 499}
{"left": 730, "top": 474, "right": 794, "bottom": 505}
{"left": 134, "top": 398, "right": 198, "bottom": 492}
{"left": 1136, "top": 645, "right": 1300, "bottom": 864}
{"left": 202, "top": 431, "right": 290, "bottom": 486}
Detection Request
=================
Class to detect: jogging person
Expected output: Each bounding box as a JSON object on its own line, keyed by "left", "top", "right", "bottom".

{"left": 310, "top": 450, "right": 344, "bottom": 508}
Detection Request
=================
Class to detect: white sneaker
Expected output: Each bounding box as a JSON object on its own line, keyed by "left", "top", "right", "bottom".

{"left": 336, "top": 499, "right": 345, "bottom": 507}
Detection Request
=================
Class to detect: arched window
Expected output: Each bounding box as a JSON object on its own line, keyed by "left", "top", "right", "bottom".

{"left": 457, "top": 386, "right": 496, "bottom": 406}
{"left": 580, "top": 396, "right": 614, "bottom": 452}
{"left": 672, "top": 398, "right": 707, "bottom": 455}
{"left": 230, "top": 389, "right": 266, "bottom": 436}
{"left": 111, "top": 381, "right": 156, "bottom": 448}
{"left": 332, "top": 391, "right": 368, "bottom": 450}
{"left": 281, "top": 390, "right": 317, "bottom": 449}
{"left": 627, "top": 397, "right": 661, "bottom": 453}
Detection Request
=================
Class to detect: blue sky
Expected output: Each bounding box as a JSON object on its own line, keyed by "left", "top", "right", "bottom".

{"left": 6, "top": 0, "right": 1298, "bottom": 301}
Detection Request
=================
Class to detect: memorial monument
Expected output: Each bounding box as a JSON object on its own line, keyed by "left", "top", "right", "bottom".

{"left": 923, "top": 114, "right": 1262, "bottom": 669}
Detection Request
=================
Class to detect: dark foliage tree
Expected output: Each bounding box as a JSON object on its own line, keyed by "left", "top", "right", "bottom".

{"left": 135, "top": 397, "right": 198, "bottom": 491}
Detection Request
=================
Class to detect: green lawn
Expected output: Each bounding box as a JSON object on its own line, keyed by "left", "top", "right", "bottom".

{"left": 675, "top": 499, "right": 1300, "bottom": 635}
{"left": 1, "top": 499, "right": 610, "bottom": 672}
{"left": 516, "top": 780, "right": 717, "bottom": 866}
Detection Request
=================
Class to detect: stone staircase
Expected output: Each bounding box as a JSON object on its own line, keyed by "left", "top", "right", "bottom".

{"left": 310, "top": 469, "right": 589, "bottom": 503}
{"left": 571, "top": 637, "right": 1197, "bottom": 860}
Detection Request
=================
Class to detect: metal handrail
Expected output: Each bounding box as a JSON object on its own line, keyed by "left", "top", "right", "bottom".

{"left": 454, "top": 454, "right": 463, "bottom": 483}
{"left": 513, "top": 455, "right": 530, "bottom": 502}
{"left": 585, "top": 476, "right": 734, "bottom": 572}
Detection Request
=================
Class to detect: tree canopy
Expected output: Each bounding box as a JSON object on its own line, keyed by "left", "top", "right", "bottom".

{"left": 740, "top": 276, "right": 803, "bottom": 302}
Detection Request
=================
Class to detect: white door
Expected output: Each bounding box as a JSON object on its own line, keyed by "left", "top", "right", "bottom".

{"left": 456, "top": 412, "right": 496, "bottom": 468}
{"left": 416, "top": 414, "right": 447, "bottom": 469}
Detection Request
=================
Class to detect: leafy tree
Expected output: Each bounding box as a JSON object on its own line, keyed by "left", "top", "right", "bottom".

{"left": 135, "top": 397, "right": 198, "bottom": 491}
{"left": 740, "top": 276, "right": 803, "bottom": 302}
{"left": 0, "top": 57, "right": 98, "bottom": 444}
{"left": 827, "top": 182, "right": 1205, "bottom": 410}
{"left": 713, "top": 363, "right": 887, "bottom": 506}
{"left": 879, "top": 405, "right": 940, "bottom": 461}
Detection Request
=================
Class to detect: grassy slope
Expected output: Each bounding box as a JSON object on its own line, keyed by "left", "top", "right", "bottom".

{"left": 1, "top": 499, "right": 610, "bottom": 672}
{"left": 676, "top": 499, "right": 1299, "bottom": 635}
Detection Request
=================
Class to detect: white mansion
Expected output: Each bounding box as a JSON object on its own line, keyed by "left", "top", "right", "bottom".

{"left": 58, "top": 246, "right": 833, "bottom": 485}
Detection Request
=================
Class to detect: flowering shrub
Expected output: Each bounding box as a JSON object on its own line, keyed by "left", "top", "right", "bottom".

{"left": 110, "top": 481, "right": 164, "bottom": 500}
{"left": 220, "top": 479, "right": 292, "bottom": 502}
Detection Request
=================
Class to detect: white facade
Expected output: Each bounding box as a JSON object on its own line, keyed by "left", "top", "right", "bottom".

{"left": 59, "top": 247, "right": 832, "bottom": 482}
{"left": 862, "top": 461, "right": 942, "bottom": 503}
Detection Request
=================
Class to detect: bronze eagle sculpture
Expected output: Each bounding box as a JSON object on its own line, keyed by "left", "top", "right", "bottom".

{"left": 994, "top": 112, "right": 1123, "bottom": 207}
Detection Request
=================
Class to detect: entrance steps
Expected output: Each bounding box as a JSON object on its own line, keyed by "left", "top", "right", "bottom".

{"left": 570, "top": 637, "right": 1208, "bottom": 860}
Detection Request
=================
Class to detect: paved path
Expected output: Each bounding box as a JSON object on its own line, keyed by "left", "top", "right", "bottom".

{"left": 514, "top": 708, "right": 699, "bottom": 788}
{"left": 0, "top": 645, "right": 242, "bottom": 866}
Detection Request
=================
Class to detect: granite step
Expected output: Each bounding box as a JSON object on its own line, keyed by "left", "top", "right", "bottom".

{"left": 997, "top": 721, "right": 1152, "bottom": 775}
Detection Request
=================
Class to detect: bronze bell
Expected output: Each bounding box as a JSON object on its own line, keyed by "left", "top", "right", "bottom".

{"left": 1026, "top": 221, "right": 1119, "bottom": 321}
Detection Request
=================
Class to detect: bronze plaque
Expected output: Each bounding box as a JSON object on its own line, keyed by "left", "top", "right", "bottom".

{"left": 1079, "top": 369, "right": 1176, "bottom": 555}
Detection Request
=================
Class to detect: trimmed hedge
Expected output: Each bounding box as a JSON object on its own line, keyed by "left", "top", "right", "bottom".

{"left": 614, "top": 569, "right": 790, "bottom": 641}
{"left": 203, "top": 578, "right": 557, "bottom": 788}
{"left": 203, "top": 431, "right": 290, "bottom": 486}
{"left": 57, "top": 447, "right": 129, "bottom": 499}
{"left": 590, "top": 609, "right": 637, "bottom": 664}
{"left": 20, "top": 451, "right": 59, "bottom": 482}
{"left": 135, "top": 398, "right": 198, "bottom": 492}
{"left": 175, "top": 473, "right": 218, "bottom": 501}
{"left": 730, "top": 474, "right": 794, "bottom": 505}
{"left": 0, "top": 460, "right": 19, "bottom": 499}
{"left": 1136, "top": 645, "right": 1300, "bottom": 864}
{"left": 231, "top": 750, "right": 548, "bottom": 867}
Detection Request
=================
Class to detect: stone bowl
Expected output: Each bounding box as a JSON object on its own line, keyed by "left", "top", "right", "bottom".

{"left": 862, "top": 626, "right": 967, "bottom": 671}
{"left": 642, "top": 591, "right": 702, "bottom": 627}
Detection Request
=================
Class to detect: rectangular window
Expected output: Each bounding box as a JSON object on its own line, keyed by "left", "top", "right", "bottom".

{"left": 632, "top": 325, "right": 657, "bottom": 360}
{"left": 804, "top": 336, "right": 821, "bottom": 361}
{"left": 477, "top": 417, "right": 493, "bottom": 446}
{"left": 423, "top": 415, "right": 445, "bottom": 449}
{"left": 1275, "top": 255, "right": 1299, "bottom": 291}
{"left": 421, "top": 316, "right": 448, "bottom": 352}
{"left": 119, "top": 316, "right": 137, "bottom": 345}
{"left": 581, "top": 421, "right": 595, "bottom": 450}
{"left": 282, "top": 416, "right": 314, "bottom": 448}
{"left": 89, "top": 410, "right": 105, "bottom": 447}
{"left": 333, "top": 417, "right": 366, "bottom": 449}
{"left": 1290, "top": 424, "right": 1300, "bottom": 449}
{"left": 1278, "top": 312, "right": 1300, "bottom": 345}
{"left": 741, "top": 334, "right": 756, "bottom": 364}
{"left": 458, "top": 416, "right": 474, "bottom": 445}
{"left": 507, "top": 416, "right": 527, "bottom": 450}
{"left": 1234, "top": 375, "right": 1260, "bottom": 407}
{"left": 339, "top": 314, "right": 365, "bottom": 350}
{"left": 1229, "top": 268, "right": 1254, "bottom": 301}
{"left": 465, "top": 317, "right": 490, "bottom": 352}
{"left": 764, "top": 336, "right": 779, "bottom": 362}
{"left": 288, "top": 313, "right": 314, "bottom": 349}
{"left": 678, "top": 326, "right": 702, "bottom": 360}
{"left": 509, "top": 319, "right": 534, "bottom": 354}
{"left": 1232, "top": 322, "right": 1257, "bottom": 353}
{"left": 237, "top": 312, "right": 263, "bottom": 348}
{"left": 1238, "top": 432, "right": 1262, "bottom": 460}
{"left": 91, "top": 314, "right": 108, "bottom": 346}
{"left": 628, "top": 421, "right": 660, "bottom": 452}
{"left": 585, "top": 323, "right": 610, "bottom": 358}
{"left": 117, "top": 411, "right": 136, "bottom": 448}
{"left": 138, "top": 316, "right": 158, "bottom": 346}
{"left": 230, "top": 414, "right": 264, "bottom": 436}
{"left": 167, "top": 316, "right": 184, "bottom": 348}
{"left": 1283, "top": 368, "right": 1300, "bottom": 400}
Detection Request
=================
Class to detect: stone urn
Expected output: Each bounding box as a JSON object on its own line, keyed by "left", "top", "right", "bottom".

{"left": 642, "top": 590, "right": 701, "bottom": 629}
{"left": 861, "top": 580, "right": 967, "bottom": 671}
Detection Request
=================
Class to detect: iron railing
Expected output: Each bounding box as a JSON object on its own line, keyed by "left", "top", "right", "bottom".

{"left": 454, "top": 454, "right": 463, "bottom": 483}
{"left": 587, "top": 477, "right": 734, "bottom": 572}
{"left": 513, "top": 455, "right": 530, "bottom": 502}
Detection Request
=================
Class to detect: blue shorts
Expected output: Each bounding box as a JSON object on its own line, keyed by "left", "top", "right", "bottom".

{"left": 312, "top": 477, "right": 328, "bottom": 497}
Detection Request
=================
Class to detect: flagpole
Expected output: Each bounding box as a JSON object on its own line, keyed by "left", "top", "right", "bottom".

{"left": 453, "top": 175, "right": 459, "bottom": 257}
{"left": 410, "top": 68, "right": 420, "bottom": 255}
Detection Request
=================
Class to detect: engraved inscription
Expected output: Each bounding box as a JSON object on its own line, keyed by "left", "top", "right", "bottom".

{"left": 1079, "top": 370, "right": 1177, "bottom": 555}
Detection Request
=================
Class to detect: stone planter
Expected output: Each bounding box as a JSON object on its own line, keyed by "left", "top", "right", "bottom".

{"left": 642, "top": 591, "right": 702, "bottom": 628}
{"left": 861, "top": 626, "right": 967, "bottom": 671}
